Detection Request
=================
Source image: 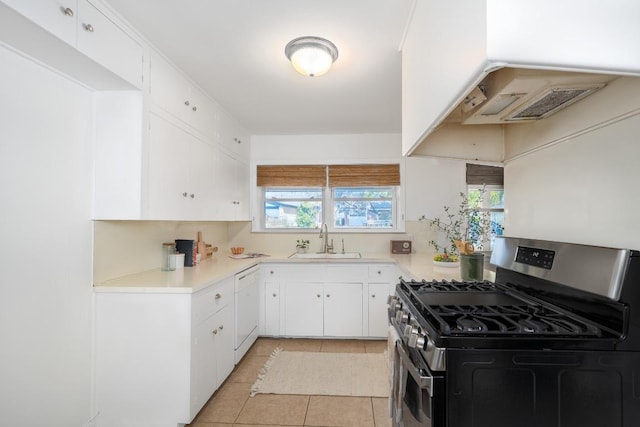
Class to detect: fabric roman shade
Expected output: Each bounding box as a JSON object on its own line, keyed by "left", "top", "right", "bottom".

{"left": 256, "top": 165, "right": 326, "bottom": 187}
{"left": 466, "top": 163, "right": 504, "bottom": 185}
{"left": 328, "top": 164, "right": 400, "bottom": 187}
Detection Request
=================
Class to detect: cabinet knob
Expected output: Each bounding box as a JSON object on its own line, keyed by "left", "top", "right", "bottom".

{"left": 83, "top": 23, "right": 94, "bottom": 32}
{"left": 219, "top": 325, "right": 224, "bottom": 330}
{"left": 372, "top": 294, "right": 376, "bottom": 298}
{"left": 192, "top": 106, "right": 197, "bottom": 112}
{"left": 272, "top": 293, "right": 277, "bottom": 297}
{"left": 190, "top": 193, "right": 195, "bottom": 199}
{"left": 184, "top": 100, "right": 190, "bottom": 106}
{"left": 62, "top": 7, "right": 74, "bottom": 17}
{"left": 326, "top": 294, "right": 330, "bottom": 298}
{"left": 215, "top": 293, "right": 222, "bottom": 300}
{"left": 182, "top": 192, "right": 188, "bottom": 197}
{"left": 377, "top": 270, "right": 382, "bottom": 275}
{"left": 316, "top": 294, "right": 321, "bottom": 298}
{"left": 270, "top": 270, "right": 274, "bottom": 275}
{"left": 212, "top": 329, "right": 218, "bottom": 335}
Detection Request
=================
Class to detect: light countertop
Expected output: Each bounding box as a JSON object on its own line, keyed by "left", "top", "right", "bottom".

{"left": 93, "top": 252, "right": 495, "bottom": 293}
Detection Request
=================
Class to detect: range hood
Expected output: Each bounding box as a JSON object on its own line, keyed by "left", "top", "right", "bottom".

{"left": 459, "top": 68, "right": 618, "bottom": 125}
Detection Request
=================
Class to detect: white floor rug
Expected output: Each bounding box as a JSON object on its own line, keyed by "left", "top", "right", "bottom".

{"left": 250, "top": 348, "right": 389, "bottom": 397}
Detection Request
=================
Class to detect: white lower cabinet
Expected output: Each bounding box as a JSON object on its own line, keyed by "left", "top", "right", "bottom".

{"left": 94, "top": 278, "right": 234, "bottom": 427}
{"left": 191, "top": 303, "right": 234, "bottom": 416}
{"left": 283, "top": 282, "right": 325, "bottom": 336}
{"left": 263, "top": 281, "right": 281, "bottom": 336}
{"left": 261, "top": 263, "right": 396, "bottom": 338}
{"left": 367, "top": 282, "right": 394, "bottom": 337}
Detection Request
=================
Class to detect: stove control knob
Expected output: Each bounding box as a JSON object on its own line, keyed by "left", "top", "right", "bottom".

{"left": 395, "top": 310, "right": 409, "bottom": 324}
{"left": 386, "top": 295, "right": 396, "bottom": 305}
{"left": 404, "top": 325, "right": 418, "bottom": 340}
{"left": 408, "top": 331, "right": 426, "bottom": 349}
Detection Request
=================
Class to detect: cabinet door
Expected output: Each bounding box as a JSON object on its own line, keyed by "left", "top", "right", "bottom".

{"left": 368, "top": 283, "right": 392, "bottom": 338}
{"left": 264, "top": 281, "right": 280, "bottom": 336}
{"left": 149, "top": 52, "right": 191, "bottom": 119}
{"left": 1, "top": 0, "right": 77, "bottom": 46}
{"left": 148, "top": 114, "right": 191, "bottom": 220}
{"left": 283, "top": 282, "right": 323, "bottom": 337}
{"left": 190, "top": 313, "right": 218, "bottom": 419}
{"left": 324, "top": 283, "right": 363, "bottom": 337}
{"left": 234, "top": 159, "right": 250, "bottom": 220}
{"left": 76, "top": 0, "right": 143, "bottom": 88}
{"left": 214, "top": 304, "right": 235, "bottom": 388}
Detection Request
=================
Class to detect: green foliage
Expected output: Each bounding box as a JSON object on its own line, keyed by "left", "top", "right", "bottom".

{"left": 296, "top": 239, "right": 310, "bottom": 248}
{"left": 295, "top": 202, "right": 316, "bottom": 228}
{"left": 427, "top": 186, "right": 494, "bottom": 255}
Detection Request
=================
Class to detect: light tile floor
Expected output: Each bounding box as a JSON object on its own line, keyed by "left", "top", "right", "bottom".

{"left": 188, "top": 338, "right": 391, "bottom": 427}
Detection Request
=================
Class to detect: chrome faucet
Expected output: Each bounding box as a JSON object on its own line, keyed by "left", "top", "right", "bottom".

{"left": 319, "top": 223, "right": 334, "bottom": 253}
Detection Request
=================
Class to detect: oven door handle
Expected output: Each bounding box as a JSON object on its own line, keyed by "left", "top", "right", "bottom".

{"left": 396, "top": 341, "right": 434, "bottom": 397}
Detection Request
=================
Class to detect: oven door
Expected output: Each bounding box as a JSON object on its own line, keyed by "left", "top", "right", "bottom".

{"left": 391, "top": 340, "right": 445, "bottom": 427}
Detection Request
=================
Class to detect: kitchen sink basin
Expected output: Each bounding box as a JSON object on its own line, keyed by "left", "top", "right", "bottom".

{"left": 289, "top": 252, "right": 362, "bottom": 259}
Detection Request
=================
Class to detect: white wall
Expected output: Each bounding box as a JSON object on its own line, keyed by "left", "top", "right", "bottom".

{"left": 93, "top": 221, "right": 229, "bottom": 283}
{"left": 0, "top": 46, "right": 93, "bottom": 425}
{"left": 503, "top": 77, "right": 640, "bottom": 250}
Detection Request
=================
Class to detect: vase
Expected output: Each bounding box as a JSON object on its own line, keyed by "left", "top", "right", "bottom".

{"left": 296, "top": 247, "right": 307, "bottom": 254}
{"left": 460, "top": 253, "right": 484, "bottom": 281}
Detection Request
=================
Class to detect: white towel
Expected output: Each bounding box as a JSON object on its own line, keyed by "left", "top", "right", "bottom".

{"left": 387, "top": 325, "right": 403, "bottom": 423}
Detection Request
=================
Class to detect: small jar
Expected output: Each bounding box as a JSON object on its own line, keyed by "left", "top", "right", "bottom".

{"left": 161, "top": 242, "right": 176, "bottom": 271}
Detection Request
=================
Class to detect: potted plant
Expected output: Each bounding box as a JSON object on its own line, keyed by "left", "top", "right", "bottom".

{"left": 426, "top": 187, "right": 498, "bottom": 278}
{"left": 296, "top": 239, "right": 310, "bottom": 253}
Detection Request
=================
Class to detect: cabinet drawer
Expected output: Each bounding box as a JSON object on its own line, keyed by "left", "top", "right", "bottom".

{"left": 262, "top": 265, "right": 280, "bottom": 280}
{"left": 192, "top": 278, "right": 233, "bottom": 324}
{"left": 325, "top": 265, "right": 367, "bottom": 282}
{"left": 368, "top": 264, "right": 397, "bottom": 282}
{"left": 279, "top": 265, "right": 326, "bottom": 281}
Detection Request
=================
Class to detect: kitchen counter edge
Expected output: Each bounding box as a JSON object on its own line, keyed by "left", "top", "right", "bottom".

{"left": 93, "top": 252, "right": 495, "bottom": 294}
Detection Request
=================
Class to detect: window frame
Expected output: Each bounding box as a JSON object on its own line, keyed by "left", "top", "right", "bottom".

{"left": 330, "top": 186, "right": 398, "bottom": 231}
{"left": 467, "top": 184, "right": 505, "bottom": 251}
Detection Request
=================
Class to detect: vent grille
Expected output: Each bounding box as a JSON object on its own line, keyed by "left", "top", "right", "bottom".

{"left": 506, "top": 85, "right": 604, "bottom": 121}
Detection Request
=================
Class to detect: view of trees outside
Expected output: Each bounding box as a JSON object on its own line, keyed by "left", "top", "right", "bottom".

{"left": 333, "top": 188, "right": 393, "bottom": 228}
{"left": 468, "top": 187, "right": 505, "bottom": 247}
{"left": 264, "top": 189, "right": 322, "bottom": 229}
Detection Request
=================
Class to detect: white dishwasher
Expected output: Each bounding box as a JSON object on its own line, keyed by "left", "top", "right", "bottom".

{"left": 234, "top": 265, "right": 260, "bottom": 363}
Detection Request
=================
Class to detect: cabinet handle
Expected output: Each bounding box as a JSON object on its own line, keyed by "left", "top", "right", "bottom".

{"left": 83, "top": 23, "right": 94, "bottom": 32}
{"left": 219, "top": 325, "right": 224, "bottom": 330}
{"left": 272, "top": 293, "right": 277, "bottom": 297}
{"left": 372, "top": 294, "right": 376, "bottom": 298}
{"left": 326, "top": 294, "right": 330, "bottom": 298}
{"left": 190, "top": 193, "right": 195, "bottom": 199}
{"left": 377, "top": 270, "right": 382, "bottom": 275}
{"left": 316, "top": 294, "right": 321, "bottom": 298}
{"left": 182, "top": 192, "right": 188, "bottom": 197}
{"left": 184, "top": 100, "right": 190, "bottom": 106}
{"left": 192, "top": 106, "right": 197, "bottom": 112}
{"left": 215, "top": 293, "right": 222, "bottom": 300}
{"left": 212, "top": 329, "right": 218, "bottom": 335}
{"left": 270, "top": 270, "right": 274, "bottom": 275}
{"left": 62, "top": 7, "right": 74, "bottom": 17}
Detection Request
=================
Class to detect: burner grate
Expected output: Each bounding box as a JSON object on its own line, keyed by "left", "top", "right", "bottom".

{"left": 436, "top": 304, "right": 602, "bottom": 336}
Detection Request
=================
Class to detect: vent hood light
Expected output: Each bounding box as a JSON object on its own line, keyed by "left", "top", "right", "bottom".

{"left": 480, "top": 93, "right": 524, "bottom": 116}
{"left": 505, "top": 85, "right": 605, "bottom": 121}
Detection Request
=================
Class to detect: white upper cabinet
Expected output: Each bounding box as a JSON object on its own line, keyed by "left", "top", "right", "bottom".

{"left": 1, "top": 0, "right": 144, "bottom": 88}
{"left": 1, "top": 0, "right": 78, "bottom": 46}
{"left": 149, "top": 52, "right": 218, "bottom": 140}
{"left": 402, "top": 0, "right": 640, "bottom": 156}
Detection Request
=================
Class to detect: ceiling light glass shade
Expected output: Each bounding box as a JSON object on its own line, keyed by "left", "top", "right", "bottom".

{"left": 285, "top": 36, "right": 339, "bottom": 77}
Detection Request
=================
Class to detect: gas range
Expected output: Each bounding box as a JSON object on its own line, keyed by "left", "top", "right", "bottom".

{"left": 388, "top": 236, "right": 640, "bottom": 427}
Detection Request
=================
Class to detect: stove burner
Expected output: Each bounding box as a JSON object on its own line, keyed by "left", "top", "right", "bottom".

{"left": 418, "top": 279, "right": 497, "bottom": 292}
{"left": 456, "top": 317, "right": 487, "bottom": 332}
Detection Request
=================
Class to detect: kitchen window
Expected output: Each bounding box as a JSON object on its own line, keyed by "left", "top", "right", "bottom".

{"left": 467, "top": 184, "right": 505, "bottom": 250}
{"left": 263, "top": 188, "right": 323, "bottom": 229}
{"left": 256, "top": 163, "right": 401, "bottom": 232}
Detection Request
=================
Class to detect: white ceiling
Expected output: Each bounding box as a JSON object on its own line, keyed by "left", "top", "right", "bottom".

{"left": 105, "top": 0, "right": 414, "bottom": 135}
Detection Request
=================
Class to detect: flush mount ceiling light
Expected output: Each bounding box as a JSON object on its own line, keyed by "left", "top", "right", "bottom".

{"left": 284, "top": 36, "right": 339, "bottom": 77}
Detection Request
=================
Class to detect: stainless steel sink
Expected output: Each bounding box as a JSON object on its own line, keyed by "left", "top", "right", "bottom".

{"left": 289, "top": 252, "right": 362, "bottom": 259}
